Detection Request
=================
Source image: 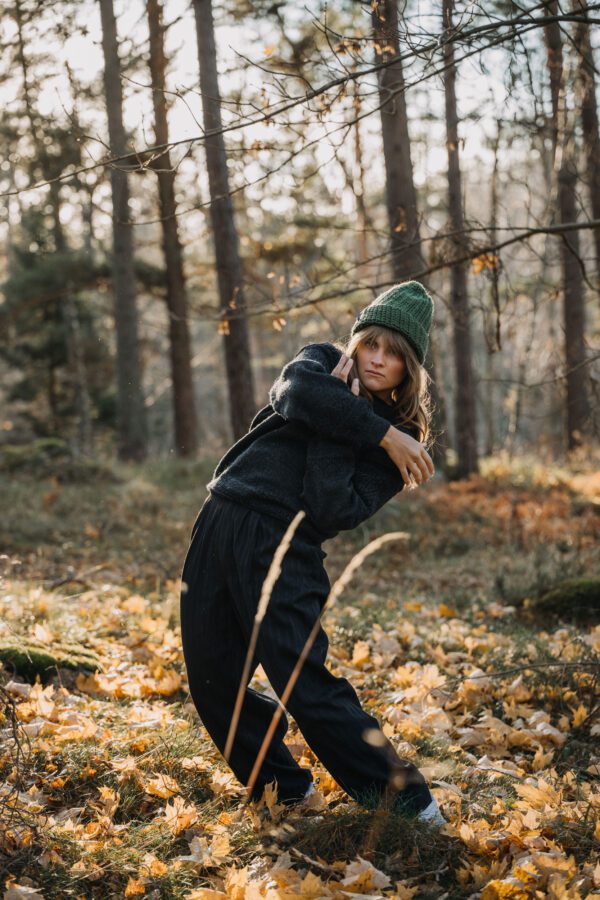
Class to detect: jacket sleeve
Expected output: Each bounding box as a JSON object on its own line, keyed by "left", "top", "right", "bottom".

{"left": 300, "top": 428, "right": 412, "bottom": 533}
{"left": 209, "top": 405, "right": 283, "bottom": 482}
{"left": 268, "top": 342, "right": 391, "bottom": 450}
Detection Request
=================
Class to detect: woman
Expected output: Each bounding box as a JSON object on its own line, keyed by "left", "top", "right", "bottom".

{"left": 180, "top": 281, "right": 445, "bottom": 825}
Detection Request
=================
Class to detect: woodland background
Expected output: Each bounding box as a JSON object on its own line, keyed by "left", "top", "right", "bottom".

{"left": 0, "top": 1, "right": 599, "bottom": 898}
{"left": 0, "top": 0, "right": 598, "bottom": 467}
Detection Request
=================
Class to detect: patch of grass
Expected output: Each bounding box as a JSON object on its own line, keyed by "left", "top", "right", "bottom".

{"left": 2, "top": 453, "right": 599, "bottom": 898}
{"left": 284, "top": 804, "right": 459, "bottom": 898}
{"left": 135, "top": 458, "right": 217, "bottom": 493}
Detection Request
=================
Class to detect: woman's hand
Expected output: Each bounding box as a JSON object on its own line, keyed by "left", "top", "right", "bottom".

{"left": 380, "top": 426, "right": 434, "bottom": 486}
{"left": 331, "top": 353, "right": 360, "bottom": 396}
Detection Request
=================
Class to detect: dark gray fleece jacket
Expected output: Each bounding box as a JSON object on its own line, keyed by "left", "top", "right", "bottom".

{"left": 206, "top": 341, "right": 415, "bottom": 542}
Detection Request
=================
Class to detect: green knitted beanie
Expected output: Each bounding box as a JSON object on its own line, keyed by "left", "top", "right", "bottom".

{"left": 350, "top": 281, "right": 434, "bottom": 364}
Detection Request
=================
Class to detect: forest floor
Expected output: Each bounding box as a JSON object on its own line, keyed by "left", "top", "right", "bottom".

{"left": 0, "top": 451, "right": 599, "bottom": 899}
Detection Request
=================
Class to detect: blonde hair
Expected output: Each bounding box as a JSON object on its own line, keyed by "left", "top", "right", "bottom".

{"left": 334, "top": 324, "right": 434, "bottom": 448}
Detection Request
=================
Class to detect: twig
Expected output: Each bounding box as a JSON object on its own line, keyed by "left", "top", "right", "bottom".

{"left": 0, "top": 685, "right": 42, "bottom": 876}
{"left": 404, "top": 864, "right": 451, "bottom": 885}
{"left": 288, "top": 847, "right": 339, "bottom": 879}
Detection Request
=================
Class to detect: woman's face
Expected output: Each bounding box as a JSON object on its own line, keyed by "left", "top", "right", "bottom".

{"left": 355, "top": 333, "right": 406, "bottom": 403}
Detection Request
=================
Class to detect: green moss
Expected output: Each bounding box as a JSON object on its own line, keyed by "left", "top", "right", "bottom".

{"left": 0, "top": 637, "right": 101, "bottom": 683}
{"left": 529, "top": 576, "right": 600, "bottom": 622}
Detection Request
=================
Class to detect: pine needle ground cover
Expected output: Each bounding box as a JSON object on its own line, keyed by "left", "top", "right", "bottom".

{"left": 0, "top": 455, "right": 599, "bottom": 899}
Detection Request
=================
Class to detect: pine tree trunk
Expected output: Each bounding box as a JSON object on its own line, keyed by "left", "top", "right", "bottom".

{"left": 99, "top": 0, "right": 147, "bottom": 461}
{"left": 442, "top": 0, "right": 479, "bottom": 478}
{"left": 63, "top": 295, "right": 94, "bottom": 457}
{"left": 4, "top": 158, "right": 19, "bottom": 280}
{"left": 193, "top": 0, "right": 256, "bottom": 440}
{"left": 15, "top": 0, "right": 93, "bottom": 457}
{"left": 485, "top": 122, "right": 501, "bottom": 457}
{"left": 572, "top": 0, "right": 600, "bottom": 291}
{"left": 65, "top": 65, "right": 98, "bottom": 265}
{"left": 371, "top": 0, "right": 448, "bottom": 467}
{"left": 352, "top": 82, "right": 370, "bottom": 273}
{"left": 371, "top": 0, "right": 423, "bottom": 280}
{"left": 147, "top": 0, "right": 198, "bottom": 457}
{"left": 544, "top": 3, "right": 591, "bottom": 450}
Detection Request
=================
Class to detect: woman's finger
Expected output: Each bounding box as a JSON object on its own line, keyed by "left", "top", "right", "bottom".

{"left": 414, "top": 452, "right": 434, "bottom": 483}
{"left": 351, "top": 377, "right": 359, "bottom": 395}
{"left": 331, "top": 354, "right": 355, "bottom": 386}
{"left": 414, "top": 457, "right": 431, "bottom": 484}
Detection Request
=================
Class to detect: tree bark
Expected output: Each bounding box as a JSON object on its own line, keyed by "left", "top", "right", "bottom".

{"left": 572, "top": 0, "right": 600, "bottom": 291}
{"left": 371, "top": 0, "right": 447, "bottom": 468}
{"left": 371, "top": 0, "right": 423, "bottom": 280}
{"left": 193, "top": 0, "right": 256, "bottom": 440}
{"left": 442, "top": 0, "right": 479, "bottom": 478}
{"left": 484, "top": 129, "right": 499, "bottom": 457}
{"left": 544, "top": 3, "right": 591, "bottom": 450}
{"left": 99, "top": 0, "right": 147, "bottom": 461}
{"left": 147, "top": 0, "right": 198, "bottom": 457}
{"left": 352, "top": 81, "right": 370, "bottom": 273}
{"left": 15, "top": 0, "right": 93, "bottom": 457}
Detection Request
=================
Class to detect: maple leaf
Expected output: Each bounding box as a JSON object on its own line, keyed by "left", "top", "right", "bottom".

{"left": 181, "top": 755, "right": 211, "bottom": 772}
{"left": 532, "top": 747, "right": 555, "bottom": 772}
{"left": 124, "top": 878, "right": 146, "bottom": 897}
{"left": 262, "top": 781, "right": 286, "bottom": 821}
{"left": 29, "top": 683, "right": 56, "bottom": 719}
{"left": 351, "top": 640, "right": 370, "bottom": 668}
{"left": 528, "top": 850, "right": 577, "bottom": 881}
{"left": 139, "top": 853, "right": 168, "bottom": 877}
{"left": 210, "top": 770, "right": 243, "bottom": 797}
{"left": 95, "top": 787, "right": 119, "bottom": 818}
{"left": 480, "top": 879, "right": 530, "bottom": 899}
{"left": 121, "top": 594, "right": 147, "bottom": 614}
{"left": 514, "top": 778, "right": 561, "bottom": 811}
{"left": 298, "top": 871, "right": 332, "bottom": 898}
{"left": 341, "top": 856, "right": 391, "bottom": 892}
{"left": 145, "top": 772, "right": 181, "bottom": 798}
{"left": 395, "top": 883, "right": 419, "bottom": 900}
{"left": 110, "top": 756, "right": 144, "bottom": 785}
{"left": 570, "top": 704, "right": 588, "bottom": 728}
{"left": 175, "top": 836, "right": 213, "bottom": 867}
{"left": 546, "top": 873, "right": 580, "bottom": 899}
{"left": 185, "top": 890, "right": 227, "bottom": 900}
{"left": 3, "top": 884, "right": 46, "bottom": 899}
{"left": 162, "top": 796, "right": 198, "bottom": 835}
{"left": 224, "top": 865, "right": 249, "bottom": 900}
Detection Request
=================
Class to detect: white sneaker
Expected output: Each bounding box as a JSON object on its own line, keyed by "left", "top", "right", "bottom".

{"left": 303, "top": 782, "right": 316, "bottom": 801}
{"left": 416, "top": 797, "right": 446, "bottom": 827}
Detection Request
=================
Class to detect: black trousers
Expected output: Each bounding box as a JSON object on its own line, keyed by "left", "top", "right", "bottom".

{"left": 180, "top": 492, "right": 432, "bottom": 812}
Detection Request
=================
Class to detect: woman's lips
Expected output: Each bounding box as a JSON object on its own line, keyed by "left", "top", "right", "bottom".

{"left": 365, "top": 370, "right": 383, "bottom": 378}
